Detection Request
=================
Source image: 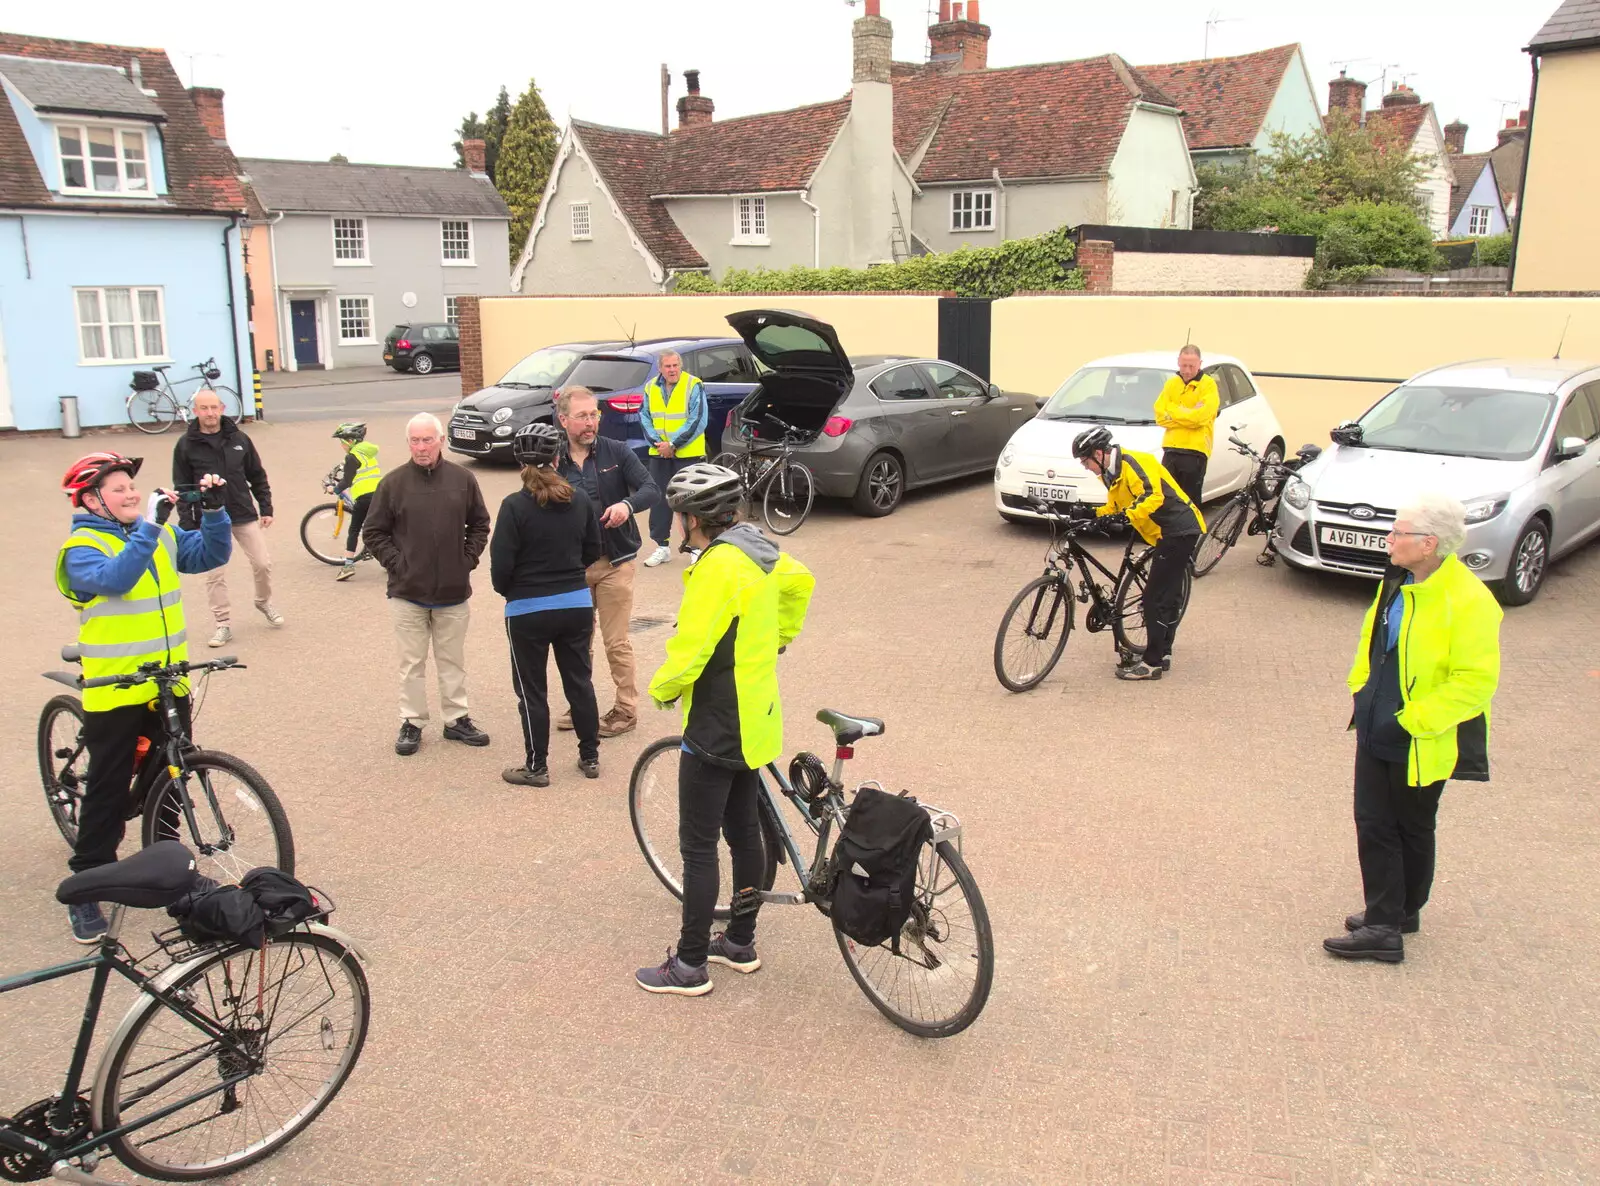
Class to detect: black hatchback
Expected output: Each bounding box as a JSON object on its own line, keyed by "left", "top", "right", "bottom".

{"left": 384, "top": 323, "right": 460, "bottom": 375}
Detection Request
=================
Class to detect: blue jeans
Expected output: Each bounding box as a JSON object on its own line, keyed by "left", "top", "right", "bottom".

{"left": 648, "top": 455, "right": 691, "bottom": 546}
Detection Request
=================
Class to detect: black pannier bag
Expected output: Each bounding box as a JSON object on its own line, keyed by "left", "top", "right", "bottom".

{"left": 827, "top": 787, "right": 933, "bottom": 948}
{"left": 167, "top": 867, "right": 325, "bottom": 947}
{"left": 131, "top": 370, "right": 161, "bottom": 392}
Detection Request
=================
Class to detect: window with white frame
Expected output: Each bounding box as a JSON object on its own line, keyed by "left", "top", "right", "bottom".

{"left": 57, "top": 124, "right": 151, "bottom": 195}
{"left": 570, "top": 202, "right": 592, "bottom": 240}
{"left": 1468, "top": 205, "right": 1492, "bottom": 236}
{"left": 337, "top": 296, "right": 374, "bottom": 343}
{"left": 445, "top": 295, "right": 460, "bottom": 326}
{"left": 333, "top": 217, "right": 368, "bottom": 263}
{"left": 74, "top": 286, "right": 166, "bottom": 362}
{"left": 735, "top": 196, "right": 767, "bottom": 242}
{"left": 441, "top": 219, "right": 472, "bottom": 262}
{"left": 950, "top": 190, "right": 994, "bottom": 232}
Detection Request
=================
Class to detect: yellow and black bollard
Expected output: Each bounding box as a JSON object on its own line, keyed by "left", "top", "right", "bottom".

{"left": 253, "top": 371, "right": 264, "bottom": 421}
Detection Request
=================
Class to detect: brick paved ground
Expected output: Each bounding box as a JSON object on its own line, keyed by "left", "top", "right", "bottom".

{"left": 2, "top": 415, "right": 1597, "bottom": 1184}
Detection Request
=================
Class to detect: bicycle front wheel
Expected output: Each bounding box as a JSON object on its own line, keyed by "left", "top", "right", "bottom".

{"left": 628, "top": 736, "right": 776, "bottom": 921}
{"left": 1190, "top": 498, "right": 1247, "bottom": 578}
{"left": 38, "top": 694, "right": 88, "bottom": 848}
{"left": 835, "top": 838, "right": 994, "bottom": 1038}
{"left": 1112, "top": 552, "right": 1191, "bottom": 656}
{"left": 762, "top": 460, "right": 814, "bottom": 536}
{"left": 127, "top": 389, "right": 181, "bottom": 434}
{"left": 143, "top": 750, "right": 294, "bottom": 882}
{"left": 98, "top": 931, "right": 369, "bottom": 1181}
{"left": 993, "top": 575, "right": 1073, "bottom": 692}
{"left": 299, "top": 503, "right": 349, "bottom": 565}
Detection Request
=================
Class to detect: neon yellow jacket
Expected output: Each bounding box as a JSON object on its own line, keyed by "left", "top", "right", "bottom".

{"left": 1347, "top": 554, "right": 1502, "bottom": 785}
{"left": 1094, "top": 449, "right": 1205, "bottom": 545}
{"left": 1155, "top": 372, "right": 1220, "bottom": 455}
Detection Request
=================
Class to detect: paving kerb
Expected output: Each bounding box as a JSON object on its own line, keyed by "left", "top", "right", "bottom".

{"left": 2, "top": 414, "right": 1598, "bottom": 1182}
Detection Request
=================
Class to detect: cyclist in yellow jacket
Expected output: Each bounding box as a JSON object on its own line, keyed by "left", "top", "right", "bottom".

{"left": 636, "top": 463, "right": 814, "bottom": 996}
{"left": 1070, "top": 426, "right": 1203, "bottom": 681}
{"left": 332, "top": 422, "right": 382, "bottom": 581}
{"left": 1153, "top": 344, "right": 1220, "bottom": 507}
{"left": 640, "top": 351, "right": 708, "bottom": 568}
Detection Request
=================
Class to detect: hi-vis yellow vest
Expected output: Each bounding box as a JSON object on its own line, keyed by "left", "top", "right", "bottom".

{"left": 645, "top": 373, "right": 706, "bottom": 458}
{"left": 56, "top": 524, "right": 189, "bottom": 711}
{"left": 349, "top": 441, "right": 382, "bottom": 499}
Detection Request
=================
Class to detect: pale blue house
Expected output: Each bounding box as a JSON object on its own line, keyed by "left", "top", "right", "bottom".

{"left": 1448, "top": 154, "right": 1509, "bottom": 239}
{"left": 0, "top": 33, "right": 249, "bottom": 432}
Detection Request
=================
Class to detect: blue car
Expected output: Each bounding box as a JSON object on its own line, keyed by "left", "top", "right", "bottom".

{"left": 559, "top": 337, "right": 760, "bottom": 461}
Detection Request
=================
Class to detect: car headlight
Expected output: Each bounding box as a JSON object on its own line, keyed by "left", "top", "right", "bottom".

{"left": 493, "top": 424, "right": 513, "bottom": 437}
{"left": 1283, "top": 477, "right": 1310, "bottom": 509}
{"left": 449, "top": 403, "right": 463, "bottom": 420}
{"left": 492, "top": 407, "right": 513, "bottom": 424}
{"left": 1463, "top": 496, "right": 1508, "bottom": 524}
{"left": 999, "top": 444, "right": 1015, "bottom": 467}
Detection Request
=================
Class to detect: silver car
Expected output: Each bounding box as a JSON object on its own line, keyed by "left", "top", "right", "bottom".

{"left": 1274, "top": 358, "right": 1600, "bottom": 605}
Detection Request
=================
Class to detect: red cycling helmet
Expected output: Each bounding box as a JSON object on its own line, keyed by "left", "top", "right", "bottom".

{"left": 62, "top": 452, "right": 142, "bottom": 507}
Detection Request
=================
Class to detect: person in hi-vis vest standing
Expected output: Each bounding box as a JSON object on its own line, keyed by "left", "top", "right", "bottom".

{"left": 55, "top": 452, "right": 233, "bottom": 943}
{"left": 640, "top": 350, "right": 708, "bottom": 568}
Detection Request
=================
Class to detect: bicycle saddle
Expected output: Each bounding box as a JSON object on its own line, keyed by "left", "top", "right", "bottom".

{"left": 816, "top": 709, "right": 885, "bottom": 745}
{"left": 61, "top": 644, "right": 81, "bottom": 664}
{"left": 56, "top": 841, "right": 203, "bottom": 908}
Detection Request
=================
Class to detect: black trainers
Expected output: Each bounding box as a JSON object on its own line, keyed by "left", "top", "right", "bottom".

{"left": 707, "top": 932, "right": 760, "bottom": 974}
{"left": 503, "top": 765, "right": 549, "bottom": 787}
{"left": 443, "top": 716, "right": 490, "bottom": 746}
{"left": 1323, "top": 925, "right": 1404, "bottom": 963}
{"left": 635, "top": 949, "right": 712, "bottom": 996}
{"left": 69, "top": 901, "right": 108, "bottom": 945}
{"left": 1346, "top": 910, "right": 1420, "bottom": 934}
{"left": 1115, "top": 662, "right": 1163, "bottom": 681}
{"left": 578, "top": 757, "right": 600, "bottom": 780}
{"left": 395, "top": 722, "right": 422, "bottom": 756}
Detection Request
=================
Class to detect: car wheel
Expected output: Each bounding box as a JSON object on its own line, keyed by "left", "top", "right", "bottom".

{"left": 411, "top": 353, "right": 435, "bottom": 375}
{"left": 853, "top": 452, "right": 904, "bottom": 517}
{"left": 1495, "top": 518, "right": 1550, "bottom": 606}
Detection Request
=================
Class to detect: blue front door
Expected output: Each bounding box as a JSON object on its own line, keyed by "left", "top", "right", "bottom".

{"left": 290, "top": 300, "right": 319, "bottom": 367}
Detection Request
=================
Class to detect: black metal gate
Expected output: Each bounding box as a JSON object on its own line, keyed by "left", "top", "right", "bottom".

{"left": 937, "top": 297, "right": 992, "bottom": 380}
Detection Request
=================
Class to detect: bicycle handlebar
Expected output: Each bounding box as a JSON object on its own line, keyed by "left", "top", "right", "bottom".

{"left": 80, "top": 656, "right": 244, "bottom": 690}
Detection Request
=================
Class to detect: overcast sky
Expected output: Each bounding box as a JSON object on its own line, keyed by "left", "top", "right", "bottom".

{"left": 8, "top": 0, "right": 1546, "bottom": 164}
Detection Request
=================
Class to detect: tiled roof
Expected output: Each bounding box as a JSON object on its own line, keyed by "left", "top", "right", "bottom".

{"left": 238, "top": 158, "right": 509, "bottom": 218}
{"left": 1362, "top": 101, "right": 1430, "bottom": 149}
{"left": 0, "top": 54, "right": 165, "bottom": 119}
{"left": 0, "top": 33, "right": 243, "bottom": 213}
{"left": 569, "top": 122, "right": 705, "bottom": 269}
{"left": 1528, "top": 0, "right": 1600, "bottom": 50}
{"left": 1448, "top": 153, "right": 1492, "bottom": 224}
{"left": 1489, "top": 134, "right": 1525, "bottom": 210}
{"left": 1136, "top": 44, "right": 1300, "bottom": 151}
{"left": 654, "top": 99, "right": 851, "bottom": 194}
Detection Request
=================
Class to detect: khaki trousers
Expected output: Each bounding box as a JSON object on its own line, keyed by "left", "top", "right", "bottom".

{"left": 205, "top": 519, "right": 273, "bottom": 625}
{"left": 585, "top": 556, "right": 638, "bottom": 715}
{"left": 391, "top": 599, "right": 471, "bottom": 725}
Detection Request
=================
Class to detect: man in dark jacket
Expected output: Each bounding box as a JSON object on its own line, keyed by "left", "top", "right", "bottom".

{"left": 171, "top": 389, "right": 280, "bottom": 647}
{"left": 552, "top": 386, "right": 659, "bottom": 737}
{"left": 361, "top": 412, "right": 493, "bottom": 756}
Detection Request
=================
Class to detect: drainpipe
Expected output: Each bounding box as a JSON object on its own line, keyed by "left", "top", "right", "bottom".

{"left": 800, "top": 189, "right": 821, "bottom": 267}
{"left": 265, "top": 210, "right": 286, "bottom": 370}
{"left": 221, "top": 215, "right": 244, "bottom": 411}
{"left": 991, "top": 168, "right": 1006, "bottom": 241}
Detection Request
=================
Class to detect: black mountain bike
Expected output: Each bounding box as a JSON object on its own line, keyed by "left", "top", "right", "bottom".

{"left": 1190, "top": 437, "right": 1322, "bottom": 578}
{"left": 712, "top": 414, "right": 816, "bottom": 536}
{"left": 37, "top": 648, "right": 294, "bottom": 883}
{"left": 993, "top": 503, "right": 1192, "bottom": 692}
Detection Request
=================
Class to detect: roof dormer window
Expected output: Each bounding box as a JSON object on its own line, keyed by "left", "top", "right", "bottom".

{"left": 58, "top": 124, "right": 151, "bottom": 195}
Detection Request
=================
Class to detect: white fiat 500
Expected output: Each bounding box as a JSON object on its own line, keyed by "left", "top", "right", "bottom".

{"left": 994, "top": 351, "right": 1287, "bottom": 521}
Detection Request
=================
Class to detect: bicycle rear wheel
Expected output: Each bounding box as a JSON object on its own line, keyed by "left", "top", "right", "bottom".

{"left": 38, "top": 694, "right": 88, "bottom": 848}
{"left": 993, "top": 575, "right": 1073, "bottom": 692}
{"left": 209, "top": 384, "right": 244, "bottom": 421}
{"left": 762, "top": 460, "right": 814, "bottom": 536}
{"left": 628, "top": 736, "right": 776, "bottom": 921}
{"left": 1190, "top": 498, "right": 1247, "bottom": 578}
{"left": 98, "top": 930, "right": 368, "bottom": 1181}
{"left": 299, "top": 503, "right": 349, "bottom": 565}
{"left": 127, "top": 389, "right": 181, "bottom": 434}
{"left": 835, "top": 838, "right": 993, "bottom": 1038}
{"left": 143, "top": 750, "right": 294, "bottom": 882}
{"left": 1112, "top": 551, "right": 1191, "bottom": 656}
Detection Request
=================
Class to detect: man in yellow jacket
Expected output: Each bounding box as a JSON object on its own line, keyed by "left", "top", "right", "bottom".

{"left": 1325, "top": 492, "right": 1501, "bottom": 965}
{"left": 1153, "top": 344, "right": 1219, "bottom": 507}
{"left": 637, "top": 463, "right": 814, "bottom": 996}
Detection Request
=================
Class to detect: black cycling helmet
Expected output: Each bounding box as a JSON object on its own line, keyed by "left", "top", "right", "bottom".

{"left": 333, "top": 421, "right": 367, "bottom": 443}
{"left": 1071, "top": 426, "right": 1114, "bottom": 460}
{"left": 512, "top": 421, "right": 562, "bottom": 467}
{"left": 664, "top": 462, "right": 744, "bottom": 525}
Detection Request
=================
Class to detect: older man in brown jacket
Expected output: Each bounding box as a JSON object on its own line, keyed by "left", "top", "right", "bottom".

{"left": 361, "top": 413, "right": 492, "bottom": 756}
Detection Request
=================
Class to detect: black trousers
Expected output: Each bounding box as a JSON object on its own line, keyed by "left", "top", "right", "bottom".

{"left": 1142, "top": 534, "right": 1196, "bottom": 666}
{"left": 73, "top": 696, "right": 191, "bottom": 873}
{"left": 1162, "top": 447, "right": 1208, "bottom": 507}
{"left": 506, "top": 609, "right": 600, "bottom": 767}
{"left": 648, "top": 456, "right": 692, "bottom": 546}
{"left": 345, "top": 493, "right": 373, "bottom": 552}
{"left": 677, "top": 750, "right": 764, "bottom": 966}
{"left": 1354, "top": 745, "right": 1445, "bottom": 927}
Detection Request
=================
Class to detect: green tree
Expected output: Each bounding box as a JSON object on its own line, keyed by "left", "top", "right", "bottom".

{"left": 495, "top": 78, "right": 559, "bottom": 265}
{"left": 452, "top": 112, "right": 486, "bottom": 171}
{"left": 453, "top": 87, "right": 513, "bottom": 181}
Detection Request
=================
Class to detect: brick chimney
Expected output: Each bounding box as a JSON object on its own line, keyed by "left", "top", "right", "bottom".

{"left": 676, "top": 69, "right": 714, "bottom": 128}
{"left": 849, "top": 1, "right": 895, "bottom": 264}
{"left": 929, "top": 0, "right": 990, "bottom": 72}
{"left": 1327, "top": 70, "right": 1366, "bottom": 121}
{"left": 463, "top": 138, "right": 487, "bottom": 177}
{"left": 1381, "top": 83, "right": 1420, "bottom": 108}
{"left": 1443, "top": 119, "right": 1467, "bottom": 155}
{"left": 188, "top": 86, "right": 227, "bottom": 143}
{"left": 1497, "top": 111, "right": 1529, "bottom": 148}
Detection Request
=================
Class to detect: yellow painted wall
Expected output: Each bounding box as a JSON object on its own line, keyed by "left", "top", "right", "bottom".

{"left": 244, "top": 223, "right": 278, "bottom": 372}
{"left": 991, "top": 294, "right": 1600, "bottom": 452}
{"left": 477, "top": 294, "right": 942, "bottom": 389}
{"left": 1514, "top": 50, "right": 1600, "bottom": 292}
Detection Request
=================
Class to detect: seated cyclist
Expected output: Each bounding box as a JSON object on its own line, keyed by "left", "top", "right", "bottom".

{"left": 1070, "top": 426, "right": 1204, "bottom": 682}
{"left": 332, "top": 422, "right": 382, "bottom": 582}
{"left": 636, "top": 463, "right": 815, "bottom": 996}
{"left": 56, "top": 453, "right": 232, "bottom": 943}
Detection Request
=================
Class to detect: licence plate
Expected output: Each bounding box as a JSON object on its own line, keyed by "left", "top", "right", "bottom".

{"left": 1319, "top": 525, "right": 1386, "bottom": 552}
{"left": 1026, "top": 483, "right": 1073, "bottom": 503}
{"left": 453, "top": 428, "right": 477, "bottom": 441}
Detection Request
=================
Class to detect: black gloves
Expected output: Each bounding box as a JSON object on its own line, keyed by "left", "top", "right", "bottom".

{"left": 200, "top": 476, "right": 228, "bottom": 510}
{"left": 1067, "top": 503, "right": 1098, "bottom": 521}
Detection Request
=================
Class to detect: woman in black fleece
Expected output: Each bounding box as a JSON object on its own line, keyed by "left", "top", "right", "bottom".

{"left": 491, "top": 423, "right": 603, "bottom": 786}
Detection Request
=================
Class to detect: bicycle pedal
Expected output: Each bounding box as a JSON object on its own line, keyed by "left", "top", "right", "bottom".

{"left": 731, "top": 886, "right": 763, "bottom": 916}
